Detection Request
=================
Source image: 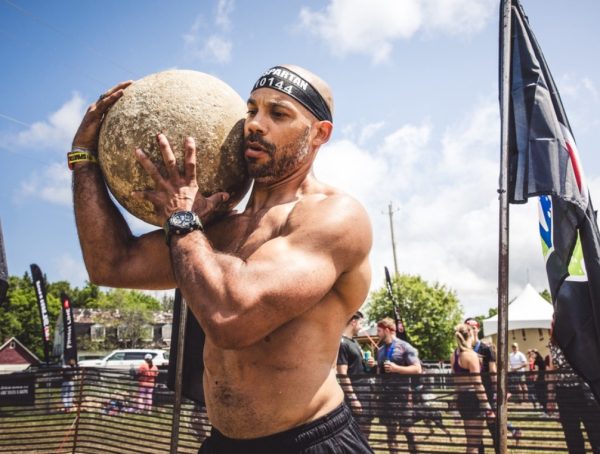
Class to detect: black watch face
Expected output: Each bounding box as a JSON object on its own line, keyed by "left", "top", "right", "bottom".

{"left": 173, "top": 211, "right": 194, "bottom": 227}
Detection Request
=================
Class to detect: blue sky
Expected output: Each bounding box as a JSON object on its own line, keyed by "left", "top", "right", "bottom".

{"left": 1, "top": 0, "right": 600, "bottom": 317}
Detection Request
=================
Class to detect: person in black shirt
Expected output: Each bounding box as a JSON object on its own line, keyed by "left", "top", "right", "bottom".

{"left": 338, "top": 311, "right": 368, "bottom": 376}
{"left": 337, "top": 311, "right": 374, "bottom": 440}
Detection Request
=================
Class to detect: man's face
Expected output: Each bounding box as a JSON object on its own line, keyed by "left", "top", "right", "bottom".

{"left": 352, "top": 318, "right": 363, "bottom": 336}
{"left": 376, "top": 326, "right": 393, "bottom": 342}
{"left": 244, "top": 89, "right": 314, "bottom": 183}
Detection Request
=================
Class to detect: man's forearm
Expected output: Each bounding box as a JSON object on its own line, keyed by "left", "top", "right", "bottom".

{"left": 170, "top": 231, "right": 247, "bottom": 339}
{"left": 73, "top": 164, "right": 133, "bottom": 282}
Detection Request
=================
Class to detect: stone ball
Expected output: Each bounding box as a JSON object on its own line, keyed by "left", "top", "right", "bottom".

{"left": 98, "top": 70, "right": 250, "bottom": 226}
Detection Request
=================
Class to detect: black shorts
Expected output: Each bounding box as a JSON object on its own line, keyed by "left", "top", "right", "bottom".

{"left": 198, "top": 403, "right": 373, "bottom": 454}
{"left": 456, "top": 392, "right": 485, "bottom": 420}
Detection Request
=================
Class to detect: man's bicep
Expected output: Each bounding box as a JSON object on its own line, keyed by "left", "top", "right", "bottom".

{"left": 242, "top": 234, "right": 341, "bottom": 306}
{"left": 107, "top": 230, "right": 176, "bottom": 289}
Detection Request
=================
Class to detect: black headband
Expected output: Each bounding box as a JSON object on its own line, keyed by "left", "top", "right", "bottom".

{"left": 251, "top": 66, "right": 333, "bottom": 122}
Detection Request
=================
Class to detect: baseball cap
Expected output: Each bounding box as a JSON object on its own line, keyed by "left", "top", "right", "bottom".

{"left": 144, "top": 353, "right": 153, "bottom": 360}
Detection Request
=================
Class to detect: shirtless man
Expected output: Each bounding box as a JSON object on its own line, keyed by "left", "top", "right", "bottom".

{"left": 70, "top": 65, "right": 373, "bottom": 453}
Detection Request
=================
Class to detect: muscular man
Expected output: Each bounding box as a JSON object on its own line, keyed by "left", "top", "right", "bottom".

{"left": 70, "top": 65, "right": 373, "bottom": 453}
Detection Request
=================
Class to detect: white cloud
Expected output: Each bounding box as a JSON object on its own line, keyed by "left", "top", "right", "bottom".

{"left": 6, "top": 93, "right": 86, "bottom": 152}
{"left": 299, "top": 0, "right": 495, "bottom": 63}
{"left": 358, "top": 121, "right": 385, "bottom": 146}
{"left": 216, "top": 0, "right": 235, "bottom": 30}
{"left": 201, "top": 35, "right": 232, "bottom": 64}
{"left": 183, "top": 5, "right": 234, "bottom": 64}
{"left": 20, "top": 162, "right": 72, "bottom": 205}
{"left": 315, "top": 97, "right": 545, "bottom": 316}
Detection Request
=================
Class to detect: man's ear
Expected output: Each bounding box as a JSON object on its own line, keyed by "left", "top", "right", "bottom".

{"left": 311, "top": 120, "right": 333, "bottom": 147}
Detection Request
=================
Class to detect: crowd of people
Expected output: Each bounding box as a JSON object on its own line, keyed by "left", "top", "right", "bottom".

{"left": 336, "top": 313, "right": 600, "bottom": 453}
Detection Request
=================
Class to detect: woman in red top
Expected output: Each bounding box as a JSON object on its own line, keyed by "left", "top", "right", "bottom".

{"left": 137, "top": 354, "right": 158, "bottom": 413}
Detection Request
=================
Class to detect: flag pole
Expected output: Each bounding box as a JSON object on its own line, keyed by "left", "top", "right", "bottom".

{"left": 497, "top": 0, "right": 512, "bottom": 452}
{"left": 170, "top": 290, "right": 188, "bottom": 454}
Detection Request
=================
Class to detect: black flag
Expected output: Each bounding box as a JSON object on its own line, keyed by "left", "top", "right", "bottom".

{"left": 60, "top": 292, "right": 78, "bottom": 365}
{"left": 167, "top": 289, "right": 205, "bottom": 405}
{"left": 30, "top": 264, "right": 51, "bottom": 365}
{"left": 504, "top": 0, "right": 600, "bottom": 400}
{"left": 0, "top": 219, "right": 8, "bottom": 304}
{"left": 384, "top": 266, "right": 408, "bottom": 342}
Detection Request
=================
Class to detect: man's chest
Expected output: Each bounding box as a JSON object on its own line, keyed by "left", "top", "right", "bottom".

{"left": 208, "top": 205, "right": 295, "bottom": 257}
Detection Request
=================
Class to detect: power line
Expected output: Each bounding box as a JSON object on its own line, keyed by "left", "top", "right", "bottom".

{"left": 1, "top": 0, "right": 137, "bottom": 78}
{"left": 0, "top": 112, "right": 30, "bottom": 128}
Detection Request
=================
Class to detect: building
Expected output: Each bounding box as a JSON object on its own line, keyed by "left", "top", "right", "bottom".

{"left": 0, "top": 337, "right": 40, "bottom": 373}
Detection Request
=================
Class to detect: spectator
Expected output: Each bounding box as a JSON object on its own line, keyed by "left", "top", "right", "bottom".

{"left": 526, "top": 349, "right": 539, "bottom": 407}
{"left": 369, "top": 317, "right": 421, "bottom": 453}
{"left": 451, "top": 323, "right": 494, "bottom": 454}
{"left": 61, "top": 358, "right": 77, "bottom": 413}
{"left": 549, "top": 341, "right": 600, "bottom": 453}
{"left": 464, "top": 317, "right": 498, "bottom": 453}
{"left": 337, "top": 311, "right": 375, "bottom": 440}
{"left": 532, "top": 350, "right": 549, "bottom": 415}
{"left": 509, "top": 343, "right": 528, "bottom": 402}
{"left": 137, "top": 353, "right": 158, "bottom": 413}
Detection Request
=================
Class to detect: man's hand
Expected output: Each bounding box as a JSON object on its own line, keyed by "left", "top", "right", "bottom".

{"left": 72, "top": 81, "right": 133, "bottom": 151}
{"left": 133, "top": 134, "right": 229, "bottom": 224}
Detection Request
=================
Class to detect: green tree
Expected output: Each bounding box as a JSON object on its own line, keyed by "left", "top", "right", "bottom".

{"left": 366, "top": 274, "right": 463, "bottom": 361}
{"left": 75, "top": 282, "right": 102, "bottom": 308}
{"left": 0, "top": 273, "right": 61, "bottom": 360}
{"left": 92, "top": 288, "right": 160, "bottom": 348}
{"left": 540, "top": 289, "right": 552, "bottom": 303}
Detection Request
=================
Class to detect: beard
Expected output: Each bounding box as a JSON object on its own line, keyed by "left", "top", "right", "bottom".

{"left": 245, "top": 126, "right": 311, "bottom": 183}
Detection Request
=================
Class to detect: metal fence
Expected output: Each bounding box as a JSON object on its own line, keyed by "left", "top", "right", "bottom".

{"left": 1, "top": 367, "right": 599, "bottom": 453}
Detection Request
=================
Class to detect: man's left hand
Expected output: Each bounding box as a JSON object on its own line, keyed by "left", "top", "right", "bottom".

{"left": 133, "top": 133, "right": 229, "bottom": 224}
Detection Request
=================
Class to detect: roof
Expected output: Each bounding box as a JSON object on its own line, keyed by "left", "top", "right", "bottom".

{"left": 482, "top": 284, "right": 554, "bottom": 336}
{"left": 0, "top": 337, "right": 41, "bottom": 365}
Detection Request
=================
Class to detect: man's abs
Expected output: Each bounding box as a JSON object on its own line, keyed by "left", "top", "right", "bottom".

{"left": 202, "top": 318, "right": 346, "bottom": 438}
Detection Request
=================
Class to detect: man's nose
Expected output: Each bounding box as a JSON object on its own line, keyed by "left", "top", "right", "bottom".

{"left": 245, "top": 113, "right": 267, "bottom": 136}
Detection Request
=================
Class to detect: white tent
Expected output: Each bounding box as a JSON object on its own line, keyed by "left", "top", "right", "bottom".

{"left": 482, "top": 284, "right": 553, "bottom": 336}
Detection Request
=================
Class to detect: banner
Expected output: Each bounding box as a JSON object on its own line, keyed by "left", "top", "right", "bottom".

{"left": 0, "top": 218, "right": 8, "bottom": 304}
{"left": 504, "top": 1, "right": 600, "bottom": 400}
{"left": 30, "top": 264, "right": 51, "bottom": 365}
{"left": 384, "top": 266, "right": 409, "bottom": 342}
{"left": 167, "top": 289, "right": 205, "bottom": 405}
{"left": 0, "top": 374, "right": 35, "bottom": 406}
{"left": 60, "top": 292, "right": 78, "bottom": 365}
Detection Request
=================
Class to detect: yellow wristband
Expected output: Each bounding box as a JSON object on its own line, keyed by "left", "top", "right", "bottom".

{"left": 68, "top": 147, "right": 98, "bottom": 170}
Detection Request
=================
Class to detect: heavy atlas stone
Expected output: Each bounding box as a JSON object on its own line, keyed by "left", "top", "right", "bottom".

{"left": 98, "top": 70, "right": 250, "bottom": 226}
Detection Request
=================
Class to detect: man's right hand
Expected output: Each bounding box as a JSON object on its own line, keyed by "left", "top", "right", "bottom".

{"left": 72, "top": 80, "right": 133, "bottom": 151}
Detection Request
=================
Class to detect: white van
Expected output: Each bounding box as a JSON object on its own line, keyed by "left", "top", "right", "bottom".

{"left": 78, "top": 349, "right": 169, "bottom": 369}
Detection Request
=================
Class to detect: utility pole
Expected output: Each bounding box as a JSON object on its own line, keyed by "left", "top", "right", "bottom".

{"left": 387, "top": 202, "right": 400, "bottom": 276}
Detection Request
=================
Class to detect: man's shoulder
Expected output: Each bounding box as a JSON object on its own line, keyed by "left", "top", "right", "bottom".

{"left": 287, "top": 192, "right": 372, "bottom": 258}
{"left": 396, "top": 338, "right": 418, "bottom": 354}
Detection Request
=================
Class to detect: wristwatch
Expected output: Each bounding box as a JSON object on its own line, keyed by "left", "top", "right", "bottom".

{"left": 164, "top": 211, "right": 203, "bottom": 245}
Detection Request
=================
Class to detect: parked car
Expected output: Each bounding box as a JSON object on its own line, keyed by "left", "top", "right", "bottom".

{"left": 78, "top": 349, "right": 169, "bottom": 370}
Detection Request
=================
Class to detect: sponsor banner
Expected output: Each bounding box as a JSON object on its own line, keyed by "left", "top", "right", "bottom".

{"left": 0, "top": 374, "right": 35, "bottom": 406}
